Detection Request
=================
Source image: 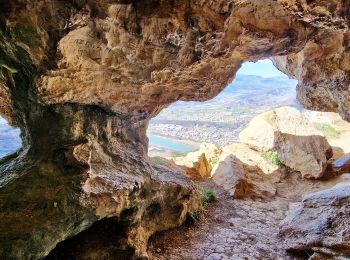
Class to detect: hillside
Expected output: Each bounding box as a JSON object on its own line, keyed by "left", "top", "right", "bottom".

{"left": 148, "top": 75, "right": 298, "bottom": 152}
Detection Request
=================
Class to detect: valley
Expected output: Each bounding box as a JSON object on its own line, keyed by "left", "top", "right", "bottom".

{"left": 148, "top": 74, "right": 298, "bottom": 155}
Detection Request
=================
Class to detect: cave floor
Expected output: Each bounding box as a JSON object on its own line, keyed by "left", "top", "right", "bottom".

{"left": 148, "top": 174, "right": 339, "bottom": 260}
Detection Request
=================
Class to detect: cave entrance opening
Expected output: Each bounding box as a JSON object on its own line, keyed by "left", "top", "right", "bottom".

{"left": 0, "top": 117, "right": 22, "bottom": 159}
{"left": 147, "top": 59, "right": 298, "bottom": 158}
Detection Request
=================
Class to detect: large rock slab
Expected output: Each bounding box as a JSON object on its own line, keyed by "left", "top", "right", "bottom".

{"left": 279, "top": 180, "right": 350, "bottom": 258}
{"left": 212, "top": 153, "right": 282, "bottom": 199}
{"left": 222, "top": 143, "right": 283, "bottom": 175}
{"left": 239, "top": 107, "right": 333, "bottom": 179}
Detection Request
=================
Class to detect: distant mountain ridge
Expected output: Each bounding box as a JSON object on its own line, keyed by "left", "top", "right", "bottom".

{"left": 169, "top": 74, "right": 298, "bottom": 109}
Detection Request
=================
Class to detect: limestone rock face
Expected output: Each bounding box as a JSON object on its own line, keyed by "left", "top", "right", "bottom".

{"left": 279, "top": 180, "right": 350, "bottom": 258}
{"left": 222, "top": 143, "right": 283, "bottom": 175}
{"left": 239, "top": 107, "right": 333, "bottom": 179}
{"left": 0, "top": 0, "right": 350, "bottom": 258}
{"left": 172, "top": 143, "right": 221, "bottom": 179}
{"left": 212, "top": 154, "right": 282, "bottom": 199}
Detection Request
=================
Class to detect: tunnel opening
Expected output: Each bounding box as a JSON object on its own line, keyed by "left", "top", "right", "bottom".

{"left": 45, "top": 217, "right": 135, "bottom": 260}
{"left": 148, "top": 59, "right": 299, "bottom": 158}
{"left": 0, "top": 116, "right": 22, "bottom": 159}
{"left": 146, "top": 59, "right": 350, "bottom": 259}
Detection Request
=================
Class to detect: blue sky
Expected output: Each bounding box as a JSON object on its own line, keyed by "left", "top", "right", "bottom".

{"left": 237, "top": 59, "right": 287, "bottom": 78}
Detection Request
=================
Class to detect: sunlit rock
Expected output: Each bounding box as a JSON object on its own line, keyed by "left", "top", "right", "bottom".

{"left": 239, "top": 107, "right": 333, "bottom": 179}
{"left": 212, "top": 154, "right": 282, "bottom": 199}
{"left": 220, "top": 143, "right": 283, "bottom": 175}
{"left": 172, "top": 143, "right": 221, "bottom": 179}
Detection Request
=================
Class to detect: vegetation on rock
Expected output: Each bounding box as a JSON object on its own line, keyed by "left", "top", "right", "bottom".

{"left": 186, "top": 186, "right": 216, "bottom": 224}
{"left": 262, "top": 151, "right": 282, "bottom": 166}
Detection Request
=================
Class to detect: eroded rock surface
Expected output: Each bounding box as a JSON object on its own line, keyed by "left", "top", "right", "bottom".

{"left": 172, "top": 143, "right": 221, "bottom": 179}
{"left": 279, "top": 180, "right": 350, "bottom": 258}
{"left": 240, "top": 107, "right": 333, "bottom": 179}
{"left": 0, "top": 0, "right": 350, "bottom": 258}
{"left": 212, "top": 154, "right": 283, "bottom": 199}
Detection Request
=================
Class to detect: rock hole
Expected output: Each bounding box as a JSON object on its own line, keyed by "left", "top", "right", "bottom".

{"left": 45, "top": 217, "right": 134, "bottom": 260}
{"left": 0, "top": 116, "right": 22, "bottom": 159}
{"left": 147, "top": 59, "right": 298, "bottom": 158}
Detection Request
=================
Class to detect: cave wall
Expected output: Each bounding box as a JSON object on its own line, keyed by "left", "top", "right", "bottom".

{"left": 0, "top": 0, "right": 349, "bottom": 258}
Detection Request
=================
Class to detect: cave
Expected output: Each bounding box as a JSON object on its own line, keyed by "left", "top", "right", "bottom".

{"left": 0, "top": 0, "right": 350, "bottom": 259}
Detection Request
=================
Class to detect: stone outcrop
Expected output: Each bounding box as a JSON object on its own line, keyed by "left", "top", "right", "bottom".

{"left": 239, "top": 107, "right": 333, "bottom": 179}
{"left": 212, "top": 153, "right": 283, "bottom": 199}
{"left": 279, "top": 179, "right": 350, "bottom": 259}
{"left": 0, "top": 0, "right": 350, "bottom": 258}
{"left": 222, "top": 143, "right": 283, "bottom": 175}
{"left": 172, "top": 143, "right": 221, "bottom": 179}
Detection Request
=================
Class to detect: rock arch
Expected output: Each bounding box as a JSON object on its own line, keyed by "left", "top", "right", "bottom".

{"left": 0, "top": 0, "right": 349, "bottom": 258}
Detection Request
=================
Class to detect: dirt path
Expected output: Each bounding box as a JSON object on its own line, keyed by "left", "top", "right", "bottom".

{"left": 148, "top": 174, "right": 339, "bottom": 260}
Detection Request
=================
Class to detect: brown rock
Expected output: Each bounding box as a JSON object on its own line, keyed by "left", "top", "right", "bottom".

{"left": 0, "top": 0, "right": 350, "bottom": 258}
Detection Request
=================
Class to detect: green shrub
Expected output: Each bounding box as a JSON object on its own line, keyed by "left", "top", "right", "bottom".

{"left": 313, "top": 123, "right": 340, "bottom": 139}
{"left": 210, "top": 156, "right": 220, "bottom": 165}
{"left": 186, "top": 211, "right": 201, "bottom": 225}
{"left": 186, "top": 187, "right": 216, "bottom": 224}
{"left": 200, "top": 188, "right": 216, "bottom": 206}
{"left": 262, "top": 151, "right": 282, "bottom": 166}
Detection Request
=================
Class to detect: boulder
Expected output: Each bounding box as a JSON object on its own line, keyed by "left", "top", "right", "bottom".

{"left": 239, "top": 107, "right": 333, "bottom": 179}
{"left": 172, "top": 143, "right": 221, "bottom": 179}
{"left": 222, "top": 143, "right": 283, "bottom": 175}
{"left": 279, "top": 181, "right": 350, "bottom": 258}
{"left": 212, "top": 154, "right": 282, "bottom": 199}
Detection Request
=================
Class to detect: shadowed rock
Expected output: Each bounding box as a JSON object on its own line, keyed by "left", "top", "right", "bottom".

{"left": 279, "top": 181, "right": 350, "bottom": 258}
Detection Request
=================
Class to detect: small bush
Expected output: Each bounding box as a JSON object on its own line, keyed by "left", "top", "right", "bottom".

{"left": 313, "top": 123, "right": 340, "bottom": 139}
{"left": 262, "top": 151, "right": 282, "bottom": 166}
{"left": 186, "top": 187, "right": 216, "bottom": 224}
{"left": 200, "top": 188, "right": 216, "bottom": 206}
{"left": 186, "top": 211, "right": 201, "bottom": 225}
